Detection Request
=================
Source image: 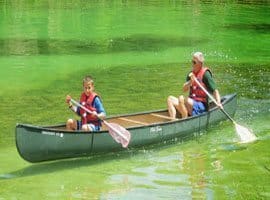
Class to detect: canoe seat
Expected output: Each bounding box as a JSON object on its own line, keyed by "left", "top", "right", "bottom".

{"left": 118, "top": 117, "right": 148, "bottom": 125}
{"left": 150, "top": 113, "right": 176, "bottom": 120}
{"left": 102, "top": 110, "right": 177, "bottom": 130}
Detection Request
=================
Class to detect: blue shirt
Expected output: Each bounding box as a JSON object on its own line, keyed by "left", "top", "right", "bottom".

{"left": 93, "top": 96, "right": 106, "bottom": 115}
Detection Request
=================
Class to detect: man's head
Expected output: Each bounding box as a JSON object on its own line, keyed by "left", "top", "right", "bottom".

{"left": 192, "top": 52, "right": 204, "bottom": 73}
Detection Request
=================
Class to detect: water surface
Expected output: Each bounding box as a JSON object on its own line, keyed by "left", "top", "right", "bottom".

{"left": 0, "top": 1, "right": 269, "bottom": 199}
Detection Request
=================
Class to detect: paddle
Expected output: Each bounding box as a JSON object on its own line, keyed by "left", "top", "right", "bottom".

{"left": 70, "top": 99, "right": 131, "bottom": 148}
{"left": 192, "top": 77, "right": 257, "bottom": 143}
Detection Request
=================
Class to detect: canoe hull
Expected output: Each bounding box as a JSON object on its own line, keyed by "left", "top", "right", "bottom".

{"left": 16, "top": 94, "right": 237, "bottom": 163}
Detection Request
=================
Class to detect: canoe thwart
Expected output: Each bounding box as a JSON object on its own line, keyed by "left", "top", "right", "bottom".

{"left": 150, "top": 113, "right": 176, "bottom": 120}
{"left": 118, "top": 117, "right": 148, "bottom": 126}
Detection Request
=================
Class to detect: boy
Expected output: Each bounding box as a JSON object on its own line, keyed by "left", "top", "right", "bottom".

{"left": 66, "top": 75, "right": 106, "bottom": 131}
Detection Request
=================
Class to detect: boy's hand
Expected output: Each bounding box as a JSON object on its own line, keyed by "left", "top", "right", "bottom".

{"left": 91, "top": 111, "right": 99, "bottom": 119}
{"left": 66, "top": 95, "right": 71, "bottom": 104}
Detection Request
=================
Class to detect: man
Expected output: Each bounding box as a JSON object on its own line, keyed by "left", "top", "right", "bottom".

{"left": 167, "top": 52, "right": 222, "bottom": 119}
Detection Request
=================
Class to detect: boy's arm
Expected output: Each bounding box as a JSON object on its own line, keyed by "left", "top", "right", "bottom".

{"left": 94, "top": 97, "right": 106, "bottom": 120}
{"left": 66, "top": 95, "right": 80, "bottom": 115}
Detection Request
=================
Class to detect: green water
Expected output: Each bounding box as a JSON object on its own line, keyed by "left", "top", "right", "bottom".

{"left": 0, "top": 1, "right": 269, "bottom": 199}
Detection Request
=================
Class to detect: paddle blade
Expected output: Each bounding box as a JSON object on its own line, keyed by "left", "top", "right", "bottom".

{"left": 106, "top": 122, "right": 131, "bottom": 148}
{"left": 235, "top": 123, "right": 257, "bottom": 143}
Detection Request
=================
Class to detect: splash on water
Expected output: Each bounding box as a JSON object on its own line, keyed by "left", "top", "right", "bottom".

{"left": 0, "top": 173, "right": 16, "bottom": 179}
{"left": 235, "top": 123, "right": 257, "bottom": 144}
{"left": 218, "top": 143, "right": 247, "bottom": 152}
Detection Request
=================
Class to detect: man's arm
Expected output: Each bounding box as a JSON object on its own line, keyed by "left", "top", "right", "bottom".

{"left": 203, "top": 72, "right": 223, "bottom": 108}
{"left": 213, "top": 89, "right": 222, "bottom": 108}
{"left": 183, "top": 80, "right": 192, "bottom": 92}
{"left": 183, "top": 73, "right": 192, "bottom": 92}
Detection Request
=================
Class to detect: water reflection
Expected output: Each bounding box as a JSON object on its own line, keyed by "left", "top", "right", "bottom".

{"left": 218, "top": 143, "right": 248, "bottom": 152}
{"left": 104, "top": 152, "right": 213, "bottom": 199}
{"left": 0, "top": 0, "right": 269, "bottom": 199}
{"left": 0, "top": 35, "right": 207, "bottom": 56}
{"left": 224, "top": 23, "right": 270, "bottom": 33}
{"left": 234, "top": 1, "right": 270, "bottom": 5}
{"left": 0, "top": 151, "right": 135, "bottom": 180}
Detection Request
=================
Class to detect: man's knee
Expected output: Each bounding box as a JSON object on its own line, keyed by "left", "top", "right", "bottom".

{"left": 167, "top": 95, "right": 173, "bottom": 103}
{"left": 167, "top": 96, "right": 176, "bottom": 106}
{"left": 178, "top": 95, "right": 185, "bottom": 104}
{"left": 186, "top": 97, "right": 193, "bottom": 105}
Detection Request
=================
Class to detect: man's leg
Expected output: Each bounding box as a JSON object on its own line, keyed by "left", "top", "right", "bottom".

{"left": 185, "top": 97, "right": 194, "bottom": 116}
{"left": 167, "top": 95, "right": 179, "bottom": 118}
{"left": 177, "top": 95, "right": 189, "bottom": 118}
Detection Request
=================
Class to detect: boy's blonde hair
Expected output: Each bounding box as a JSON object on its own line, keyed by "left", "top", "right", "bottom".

{"left": 83, "top": 75, "right": 94, "bottom": 84}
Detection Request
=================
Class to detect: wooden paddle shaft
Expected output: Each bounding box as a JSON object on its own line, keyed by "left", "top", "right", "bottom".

{"left": 70, "top": 98, "right": 95, "bottom": 115}
{"left": 70, "top": 99, "right": 129, "bottom": 141}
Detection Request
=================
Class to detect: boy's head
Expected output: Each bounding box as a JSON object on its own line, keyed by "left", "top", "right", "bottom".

{"left": 82, "top": 75, "right": 94, "bottom": 96}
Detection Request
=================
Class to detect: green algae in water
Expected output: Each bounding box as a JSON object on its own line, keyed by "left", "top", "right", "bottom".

{"left": 0, "top": 1, "right": 269, "bottom": 199}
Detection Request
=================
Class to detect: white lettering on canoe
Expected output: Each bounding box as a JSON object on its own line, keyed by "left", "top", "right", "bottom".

{"left": 150, "top": 126, "right": 162, "bottom": 134}
{"left": 41, "top": 131, "right": 64, "bottom": 138}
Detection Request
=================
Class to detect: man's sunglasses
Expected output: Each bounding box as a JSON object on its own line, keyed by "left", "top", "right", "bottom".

{"left": 192, "top": 60, "right": 197, "bottom": 65}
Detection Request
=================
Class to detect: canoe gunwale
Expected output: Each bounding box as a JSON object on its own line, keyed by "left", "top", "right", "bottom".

{"left": 15, "top": 93, "right": 236, "bottom": 134}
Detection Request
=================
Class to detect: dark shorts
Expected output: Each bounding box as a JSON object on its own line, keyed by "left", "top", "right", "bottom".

{"left": 77, "top": 120, "right": 100, "bottom": 131}
{"left": 192, "top": 100, "right": 207, "bottom": 116}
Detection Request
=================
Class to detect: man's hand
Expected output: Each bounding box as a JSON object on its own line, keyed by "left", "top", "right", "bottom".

{"left": 189, "top": 72, "right": 195, "bottom": 83}
{"left": 217, "top": 102, "right": 224, "bottom": 110}
{"left": 212, "top": 90, "right": 223, "bottom": 110}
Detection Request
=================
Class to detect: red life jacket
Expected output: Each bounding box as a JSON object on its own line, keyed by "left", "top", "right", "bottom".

{"left": 79, "top": 92, "right": 99, "bottom": 125}
{"left": 189, "top": 67, "right": 211, "bottom": 103}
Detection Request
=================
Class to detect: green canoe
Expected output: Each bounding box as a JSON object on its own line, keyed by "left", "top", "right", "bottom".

{"left": 16, "top": 93, "right": 237, "bottom": 163}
